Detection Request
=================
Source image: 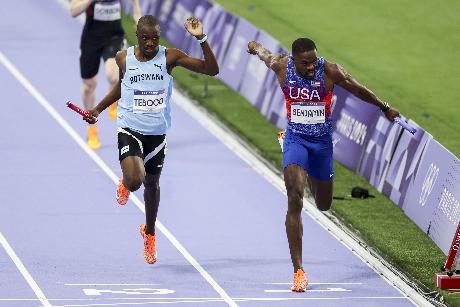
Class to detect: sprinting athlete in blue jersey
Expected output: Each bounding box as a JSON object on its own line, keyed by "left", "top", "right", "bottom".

{"left": 84, "top": 15, "right": 219, "bottom": 265}
{"left": 247, "top": 38, "right": 399, "bottom": 292}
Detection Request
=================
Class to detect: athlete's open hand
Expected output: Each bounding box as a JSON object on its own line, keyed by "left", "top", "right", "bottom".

{"left": 247, "top": 41, "right": 262, "bottom": 55}
{"left": 84, "top": 109, "right": 100, "bottom": 124}
{"left": 184, "top": 17, "right": 203, "bottom": 37}
{"left": 384, "top": 107, "right": 400, "bottom": 122}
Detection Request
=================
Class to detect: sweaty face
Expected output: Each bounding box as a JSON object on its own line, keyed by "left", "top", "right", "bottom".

{"left": 292, "top": 49, "right": 318, "bottom": 80}
{"left": 136, "top": 24, "right": 160, "bottom": 57}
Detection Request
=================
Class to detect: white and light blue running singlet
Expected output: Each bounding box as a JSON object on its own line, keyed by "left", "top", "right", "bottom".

{"left": 118, "top": 45, "right": 173, "bottom": 135}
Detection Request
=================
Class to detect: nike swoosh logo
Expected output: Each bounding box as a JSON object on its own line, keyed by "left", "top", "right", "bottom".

{"left": 128, "top": 68, "right": 138, "bottom": 71}
{"left": 289, "top": 80, "right": 296, "bottom": 84}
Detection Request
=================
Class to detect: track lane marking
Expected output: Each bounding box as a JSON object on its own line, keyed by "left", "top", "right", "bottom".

{"left": 0, "top": 232, "right": 52, "bottom": 307}
{"left": 0, "top": 51, "right": 237, "bottom": 307}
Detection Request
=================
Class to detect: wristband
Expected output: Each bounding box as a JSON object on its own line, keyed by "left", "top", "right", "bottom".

{"left": 197, "top": 35, "right": 208, "bottom": 44}
{"left": 380, "top": 101, "right": 390, "bottom": 112}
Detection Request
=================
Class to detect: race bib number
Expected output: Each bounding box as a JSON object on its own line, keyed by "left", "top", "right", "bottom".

{"left": 94, "top": 1, "right": 121, "bottom": 21}
{"left": 291, "top": 102, "right": 326, "bottom": 124}
{"left": 133, "top": 90, "right": 166, "bottom": 114}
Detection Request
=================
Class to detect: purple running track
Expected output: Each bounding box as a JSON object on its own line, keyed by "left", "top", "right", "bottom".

{"left": 0, "top": 0, "right": 416, "bottom": 306}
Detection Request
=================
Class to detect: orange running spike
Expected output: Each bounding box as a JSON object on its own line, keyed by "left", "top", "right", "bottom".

{"left": 116, "top": 179, "right": 130, "bottom": 205}
{"left": 140, "top": 224, "right": 157, "bottom": 264}
{"left": 291, "top": 268, "right": 308, "bottom": 292}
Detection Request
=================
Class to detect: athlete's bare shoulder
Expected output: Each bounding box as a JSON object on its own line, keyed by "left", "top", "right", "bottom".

{"left": 115, "top": 50, "right": 127, "bottom": 73}
{"left": 324, "top": 60, "right": 348, "bottom": 83}
{"left": 271, "top": 53, "right": 289, "bottom": 72}
{"left": 165, "top": 48, "right": 183, "bottom": 63}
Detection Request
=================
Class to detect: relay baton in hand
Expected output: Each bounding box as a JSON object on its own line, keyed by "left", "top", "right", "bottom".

{"left": 66, "top": 101, "right": 97, "bottom": 122}
{"left": 394, "top": 117, "right": 416, "bottom": 135}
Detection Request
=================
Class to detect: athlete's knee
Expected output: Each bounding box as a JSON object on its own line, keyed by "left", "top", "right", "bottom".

{"left": 123, "top": 174, "right": 144, "bottom": 192}
{"left": 285, "top": 208, "right": 302, "bottom": 228}
{"left": 106, "top": 70, "right": 118, "bottom": 86}
{"left": 286, "top": 184, "right": 304, "bottom": 203}
{"left": 144, "top": 175, "right": 160, "bottom": 191}
{"left": 105, "top": 59, "right": 118, "bottom": 85}
{"left": 315, "top": 196, "right": 332, "bottom": 211}
{"left": 82, "top": 77, "right": 97, "bottom": 94}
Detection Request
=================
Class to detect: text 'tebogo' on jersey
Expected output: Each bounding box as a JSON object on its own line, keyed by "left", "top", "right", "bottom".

{"left": 282, "top": 56, "right": 334, "bottom": 137}
{"left": 119, "top": 46, "right": 173, "bottom": 135}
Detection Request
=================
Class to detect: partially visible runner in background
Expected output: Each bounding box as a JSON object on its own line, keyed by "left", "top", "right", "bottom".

{"left": 247, "top": 38, "right": 399, "bottom": 292}
{"left": 71, "top": 0, "right": 141, "bottom": 149}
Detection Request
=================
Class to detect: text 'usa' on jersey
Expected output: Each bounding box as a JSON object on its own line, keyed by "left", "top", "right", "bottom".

{"left": 282, "top": 56, "right": 334, "bottom": 137}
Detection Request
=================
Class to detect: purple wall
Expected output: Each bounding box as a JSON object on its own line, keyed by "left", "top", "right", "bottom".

{"left": 332, "top": 90, "right": 381, "bottom": 172}
{"left": 217, "top": 17, "right": 258, "bottom": 91}
{"left": 427, "top": 150, "right": 460, "bottom": 254}
{"left": 163, "top": 0, "right": 200, "bottom": 51}
{"left": 358, "top": 115, "right": 403, "bottom": 191}
{"left": 238, "top": 31, "right": 281, "bottom": 105}
{"left": 402, "top": 140, "right": 459, "bottom": 243}
{"left": 183, "top": 0, "right": 214, "bottom": 57}
{"left": 382, "top": 121, "right": 432, "bottom": 207}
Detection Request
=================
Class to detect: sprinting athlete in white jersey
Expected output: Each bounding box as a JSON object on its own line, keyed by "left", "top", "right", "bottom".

{"left": 84, "top": 15, "right": 219, "bottom": 264}
{"left": 71, "top": 0, "right": 141, "bottom": 149}
{"left": 247, "top": 38, "right": 399, "bottom": 292}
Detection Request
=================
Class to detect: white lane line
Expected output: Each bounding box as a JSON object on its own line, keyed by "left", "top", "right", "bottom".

{"left": 0, "top": 232, "right": 52, "bottom": 307}
{"left": 0, "top": 51, "right": 237, "bottom": 307}
{"left": 0, "top": 296, "right": 410, "bottom": 302}
{"left": 0, "top": 297, "right": 410, "bottom": 307}
{"left": 266, "top": 282, "right": 363, "bottom": 285}
{"left": 48, "top": 300, "right": 220, "bottom": 307}
{"left": 64, "top": 284, "right": 160, "bottom": 286}
{"left": 173, "top": 91, "right": 428, "bottom": 306}
{"left": 47, "top": 297, "right": 409, "bottom": 307}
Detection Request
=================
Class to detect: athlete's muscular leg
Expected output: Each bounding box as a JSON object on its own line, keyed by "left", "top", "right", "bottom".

{"left": 104, "top": 58, "right": 119, "bottom": 118}
{"left": 284, "top": 164, "right": 307, "bottom": 272}
{"left": 120, "top": 155, "right": 145, "bottom": 192}
{"left": 308, "top": 177, "right": 333, "bottom": 211}
{"left": 104, "top": 58, "right": 118, "bottom": 87}
{"left": 82, "top": 76, "right": 98, "bottom": 111}
{"left": 143, "top": 173, "right": 161, "bottom": 235}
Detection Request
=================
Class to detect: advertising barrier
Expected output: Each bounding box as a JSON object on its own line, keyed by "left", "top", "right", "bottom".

{"left": 381, "top": 120, "right": 432, "bottom": 207}
{"left": 332, "top": 90, "right": 381, "bottom": 172}
{"left": 163, "top": 0, "right": 200, "bottom": 51}
{"left": 238, "top": 31, "right": 281, "bottom": 106}
{"left": 358, "top": 114, "right": 403, "bottom": 191}
{"left": 402, "top": 139, "right": 459, "bottom": 238}
{"left": 217, "top": 17, "right": 258, "bottom": 91}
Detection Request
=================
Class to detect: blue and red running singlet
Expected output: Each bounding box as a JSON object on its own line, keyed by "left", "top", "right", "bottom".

{"left": 282, "top": 56, "right": 333, "bottom": 137}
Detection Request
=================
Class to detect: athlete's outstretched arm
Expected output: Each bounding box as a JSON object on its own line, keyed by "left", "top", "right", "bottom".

{"left": 168, "top": 17, "right": 219, "bottom": 76}
{"left": 247, "top": 41, "right": 287, "bottom": 86}
{"left": 70, "top": 0, "right": 94, "bottom": 18}
{"left": 327, "top": 62, "right": 400, "bottom": 121}
{"left": 247, "top": 41, "right": 286, "bottom": 73}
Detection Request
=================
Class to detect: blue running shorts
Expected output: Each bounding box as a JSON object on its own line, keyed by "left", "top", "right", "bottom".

{"left": 282, "top": 129, "right": 334, "bottom": 181}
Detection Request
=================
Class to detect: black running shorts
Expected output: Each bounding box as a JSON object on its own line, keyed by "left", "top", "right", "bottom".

{"left": 79, "top": 35, "right": 125, "bottom": 79}
{"left": 117, "top": 127, "right": 166, "bottom": 175}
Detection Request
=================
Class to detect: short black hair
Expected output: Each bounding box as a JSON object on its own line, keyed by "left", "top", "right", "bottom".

{"left": 138, "top": 15, "right": 159, "bottom": 28}
{"left": 291, "top": 38, "right": 316, "bottom": 55}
